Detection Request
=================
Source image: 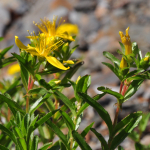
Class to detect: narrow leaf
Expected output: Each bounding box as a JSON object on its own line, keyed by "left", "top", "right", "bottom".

{"left": 72, "top": 130, "right": 92, "bottom": 150}
{"left": 60, "top": 110, "right": 75, "bottom": 130}
{"left": 39, "top": 142, "right": 52, "bottom": 150}
{"left": 78, "top": 92, "right": 112, "bottom": 134}
{"left": 103, "top": 51, "right": 121, "bottom": 67}
{"left": 0, "top": 124, "right": 17, "bottom": 144}
{"left": 46, "top": 120, "right": 69, "bottom": 150}
{"left": 91, "top": 128, "right": 108, "bottom": 150}
{"left": 54, "top": 90, "right": 76, "bottom": 116}
{"left": 111, "top": 115, "right": 142, "bottom": 150}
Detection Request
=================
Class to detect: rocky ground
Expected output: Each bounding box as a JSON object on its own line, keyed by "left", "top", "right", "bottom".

{"left": 1, "top": 0, "right": 150, "bottom": 149}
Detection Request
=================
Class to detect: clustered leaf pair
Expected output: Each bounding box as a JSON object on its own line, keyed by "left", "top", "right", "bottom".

{"left": 0, "top": 17, "right": 150, "bottom": 150}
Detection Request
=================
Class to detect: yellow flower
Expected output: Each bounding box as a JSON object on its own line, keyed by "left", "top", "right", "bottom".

{"left": 76, "top": 76, "right": 81, "bottom": 84}
{"left": 119, "top": 27, "right": 132, "bottom": 69}
{"left": 120, "top": 57, "right": 127, "bottom": 69}
{"left": 27, "top": 17, "right": 75, "bottom": 42}
{"left": 63, "top": 60, "right": 74, "bottom": 64}
{"left": 7, "top": 63, "right": 20, "bottom": 75}
{"left": 119, "top": 27, "right": 132, "bottom": 55}
{"left": 15, "top": 34, "right": 70, "bottom": 70}
{"left": 57, "top": 23, "right": 79, "bottom": 35}
{"left": 144, "top": 56, "right": 149, "bottom": 62}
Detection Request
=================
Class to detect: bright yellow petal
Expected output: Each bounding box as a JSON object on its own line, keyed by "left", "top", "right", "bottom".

{"left": 63, "top": 60, "right": 74, "bottom": 64}
{"left": 26, "top": 48, "right": 40, "bottom": 56}
{"left": 46, "top": 56, "right": 70, "bottom": 70}
{"left": 56, "top": 32, "right": 75, "bottom": 41}
{"left": 57, "top": 23, "right": 79, "bottom": 35}
{"left": 7, "top": 63, "right": 20, "bottom": 75}
{"left": 15, "top": 36, "right": 28, "bottom": 50}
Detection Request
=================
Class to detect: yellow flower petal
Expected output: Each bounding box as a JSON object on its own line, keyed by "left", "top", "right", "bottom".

{"left": 57, "top": 31, "right": 75, "bottom": 41}
{"left": 144, "top": 56, "right": 149, "bottom": 62}
{"left": 25, "top": 47, "right": 40, "bottom": 56}
{"left": 76, "top": 76, "right": 81, "bottom": 84}
{"left": 63, "top": 60, "right": 74, "bottom": 64}
{"left": 15, "top": 36, "right": 28, "bottom": 50}
{"left": 120, "top": 57, "right": 127, "bottom": 69}
{"left": 46, "top": 56, "right": 70, "bottom": 70}
{"left": 57, "top": 23, "right": 79, "bottom": 35}
{"left": 7, "top": 63, "right": 20, "bottom": 75}
{"left": 119, "top": 27, "right": 132, "bottom": 55}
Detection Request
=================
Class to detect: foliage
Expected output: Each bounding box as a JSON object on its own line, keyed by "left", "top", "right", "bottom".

{"left": 0, "top": 22, "right": 149, "bottom": 150}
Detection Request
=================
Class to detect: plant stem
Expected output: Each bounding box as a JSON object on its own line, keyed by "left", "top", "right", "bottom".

{"left": 26, "top": 96, "right": 29, "bottom": 113}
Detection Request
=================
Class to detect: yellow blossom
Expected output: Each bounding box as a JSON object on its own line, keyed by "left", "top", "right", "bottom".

{"left": 15, "top": 34, "right": 69, "bottom": 70}
{"left": 54, "top": 80, "right": 61, "bottom": 84}
{"left": 144, "top": 56, "right": 149, "bottom": 62}
{"left": 7, "top": 63, "right": 20, "bottom": 75}
{"left": 119, "top": 27, "right": 132, "bottom": 69}
{"left": 120, "top": 57, "right": 127, "bottom": 69}
{"left": 57, "top": 23, "right": 79, "bottom": 35}
{"left": 76, "top": 76, "right": 81, "bottom": 84}
{"left": 27, "top": 17, "right": 75, "bottom": 42}
{"left": 63, "top": 60, "right": 74, "bottom": 64}
{"left": 119, "top": 27, "right": 132, "bottom": 55}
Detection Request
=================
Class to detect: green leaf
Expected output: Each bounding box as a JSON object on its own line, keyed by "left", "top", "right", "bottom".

{"left": 0, "top": 57, "right": 16, "bottom": 68}
{"left": 54, "top": 90, "right": 76, "bottom": 116}
{"left": 60, "top": 110, "right": 75, "bottom": 131}
{"left": 61, "top": 61, "right": 84, "bottom": 84}
{"left": 24, "top": 114, "right": 30, "bottom": 134}
{"left": 77, "top": 93, "right": 106, "bottom": 118}
{"left": 28, "top": 88, "right": 48, "bottom": 95}
{"left": 0, "top": 145, "right": 9, "bottom": 150}
{"left": 110, "top": 115, "right": 142, "bottom": 150}
{"left": 48, "top": 145, "right": 60, "bottom": 150}
{"left": 34, "top": 110, "right": 58, "bottom": 130}
{"left": 27, "top": 110, "right": 58, "bottom": 143}
{"left": 102, "top": 62, "right": 122, "bottom": 80}
{"left": 5, "top": 77, "right": 21, "bottom": 96}
{"left": 31, "top": 136, "right": 38, "bottom": 150}
{"left": 103, "top": 51, "right": 121, "bottom": 67}
{"left": 54, "top": 97, "right": 76, "bottom": 121}
{"left": 97, "top": 87, "right": 124, "bottom": 104}
{"left": 20, "top": 63, "right": 29, "bottom": 92}
{"left": 124, "top": 69, "right": 144, "bottom": 80}
{"left": 73, "top": 122, "right": 95, "bottom": 149}
{"left": 139, "top": 113, "right": 150, "bottom": 132}
{"left": 119, "top": 42, "right": 125, "bottom": 54}
{"left": 67, "top": 45, "right": 79, "bottom": 59}
{"left": 118, "top": 146, "right": 124, "bottom": 150}
{"left": 72, "top": 130, "right": 92, "bottom": 150}
{"left": 39, "top": 79, "right": 52, "bottom": 90}
{"left": 46, "top": 120, "right": 69, "bottom": 150}
{"left": 90, "top": 128, "right": 109, "bottom": 150}
{"left": 0, "top": 124, "right": 17, "bottom": 145}
{"left": 78, "top": 92, "right": 112, "bottom": 134}
{"left": 75, "top": 75, "right": 91, "bottom": 100}
{"left": 15, "top": 111, "right": 22, "bottom": 128}
{"left": 112, "top": 111, "right": 142, "bottom": 136}
{"left": 128, "top": 131, "right": 139, "bottom": 142}
{"left": 13, "top": 127, "right": 27, "bottom": 150}
{"left": 0, "top": 45, "right": 13, "bottom": 59}
{"left": 135, "top": 142, "right": 150, "bottom": 150}
{"left": 12, "top": 53, "right": 34, "bottom": 75}
{"left": 29, "top": 93, "right": 52, "bottom": 115}
{"left": 0, "top": 94, "right": 25, "bottom": 115}
{"left": 124, "top": 79, "right": 144, "bottom": 102}
{"left": 39, "top": 142, "right": 52, "bottom": 150}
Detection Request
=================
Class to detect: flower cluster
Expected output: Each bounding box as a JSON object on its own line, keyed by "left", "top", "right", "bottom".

{"left": 15, "top": 17, "right": 78, "bottom": 70}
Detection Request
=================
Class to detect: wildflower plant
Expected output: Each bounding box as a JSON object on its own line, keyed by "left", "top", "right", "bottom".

{"left": 0, "top": 17, "right": 150, "bottom": 150}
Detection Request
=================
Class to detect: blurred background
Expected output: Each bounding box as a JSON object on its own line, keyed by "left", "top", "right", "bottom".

{"left": 1, "top": 0, "right": 150, "bottom": 149}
